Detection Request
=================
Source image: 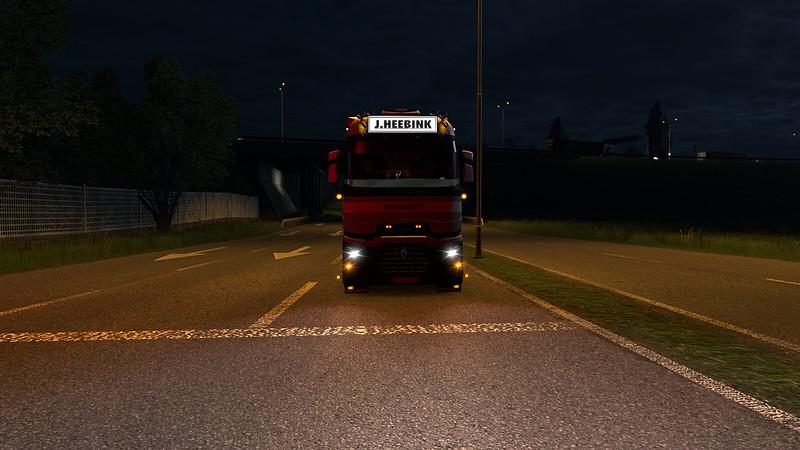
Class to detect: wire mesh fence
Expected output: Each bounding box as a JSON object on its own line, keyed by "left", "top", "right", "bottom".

{"left": 0, "top": 179, "right": 259, "bottom": 238}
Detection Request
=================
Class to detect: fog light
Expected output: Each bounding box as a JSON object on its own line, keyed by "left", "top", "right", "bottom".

{"left": 453, "top": 284, "right": 460, "bottom": 289}
{"left": 344, "top": 262, "right": 354, "bottom": 271}
{"left": 454, "top": 261, "right": 463, "bottom": 269}
{"left": 347, "top": 286, "right": 354, "bottom": 291}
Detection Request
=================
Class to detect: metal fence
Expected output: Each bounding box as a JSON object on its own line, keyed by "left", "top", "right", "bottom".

{"left": 0, "top": 179, "right": 259, "bottom": 238}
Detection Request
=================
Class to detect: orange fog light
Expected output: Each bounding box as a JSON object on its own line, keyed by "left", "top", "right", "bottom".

{"left": 454, "top": 261, "right": 463, "bottom": 269}
{"left": 344, "top": 262, "right": 354, "bottom": 271}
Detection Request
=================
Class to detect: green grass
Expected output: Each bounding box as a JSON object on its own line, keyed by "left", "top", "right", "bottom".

{"left": 469, "top": 253, "right": 800, "bottom": 415}
{"left": 0, "top": 220, "right": 281, "bottom": 274}
{"left": 489, "top": 219, "right": 800, "bottom": 261}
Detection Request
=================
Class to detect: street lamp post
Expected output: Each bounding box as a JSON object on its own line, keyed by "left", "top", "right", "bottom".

{"left": 497, "top": 100, "right": 510, "bottom": 147}
{"left": 279, "top": 82, "right": 285, "bottom": 139}
{"left": 475, "top": 0, "right": 484, "bottom": 258}
{"left": 663, "top": 116, "right": 677, "bottom": 158}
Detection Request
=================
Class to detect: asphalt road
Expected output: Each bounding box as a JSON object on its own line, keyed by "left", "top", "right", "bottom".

{"left": 463, "top": 227, "right": 800, "bottom": 347}
{"left": 1, "top": 223, "right": 798, "bottom": 448}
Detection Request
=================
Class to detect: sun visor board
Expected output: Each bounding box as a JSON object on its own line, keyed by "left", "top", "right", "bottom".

{"left": 367, "top": 116, "right": 438, "bottom": 134}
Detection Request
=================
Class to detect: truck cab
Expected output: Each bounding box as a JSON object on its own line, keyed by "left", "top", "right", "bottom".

{"left": 328, "top": 110, "right": 474, "bottom": 293}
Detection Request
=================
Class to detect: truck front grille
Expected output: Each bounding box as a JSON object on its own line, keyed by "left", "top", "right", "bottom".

{"left": 376, "top": 245, "right": 431, "bottom": 275}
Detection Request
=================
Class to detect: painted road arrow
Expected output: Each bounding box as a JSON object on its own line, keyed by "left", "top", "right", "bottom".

{"left": 154, "top": 247, "right": 227, "bottom": 261}
{"left": 273, "top": 246, "right": 311, "bottom": 261}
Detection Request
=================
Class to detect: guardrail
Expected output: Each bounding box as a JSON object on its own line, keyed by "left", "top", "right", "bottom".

{"left": 0, "top": 179, "right": 259, "bottom": 238}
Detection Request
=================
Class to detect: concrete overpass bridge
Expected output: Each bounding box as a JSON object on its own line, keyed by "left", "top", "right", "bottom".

{"left": 233, "top": 137, "right": 341, "bottom": 220}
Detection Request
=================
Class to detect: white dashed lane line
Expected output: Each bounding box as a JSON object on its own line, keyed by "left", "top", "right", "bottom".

{"left": 0, "top": 321, "right": 576, "bottom": 343}
{"left": 0, "top": 290, "right": 101, "bottom": 318}
{"left": 250, "top": 282, "right": 318, "bottom": 328}
{"left": 176, "top": 260, "right": 219, "bottom": 272}
{"left": 765, "top": 278, "right": 800, "bottom": 287}
{"left": 602, "top": 253, "right": 662, "bottom": 264}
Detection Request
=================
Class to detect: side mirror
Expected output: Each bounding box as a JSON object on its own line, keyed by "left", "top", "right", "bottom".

{"left": 462, "top": 150, "right": 474, "bottom": 184}
{"left": 463, "top": 164, "right": 474, "bottom": 184}
{"left": 327, "top": 149, "right": 340, "bottom": 185}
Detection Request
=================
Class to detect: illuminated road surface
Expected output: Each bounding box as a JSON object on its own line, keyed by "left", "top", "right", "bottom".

{"left": 0, "top": 223, "right": 797, "bottom": 448}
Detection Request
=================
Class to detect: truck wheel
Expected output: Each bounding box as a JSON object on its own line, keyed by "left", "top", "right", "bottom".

{"left": 437, "top": 282, "right": 462, "bottom": 292}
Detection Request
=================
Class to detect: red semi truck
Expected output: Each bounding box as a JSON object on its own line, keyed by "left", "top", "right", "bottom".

{"left": 327, "top": 109, "right": 474, "bottom": 293}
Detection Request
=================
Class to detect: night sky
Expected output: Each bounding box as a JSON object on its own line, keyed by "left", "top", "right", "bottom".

{"left": 49, "top": 1, "right": 800, "bottom": 157}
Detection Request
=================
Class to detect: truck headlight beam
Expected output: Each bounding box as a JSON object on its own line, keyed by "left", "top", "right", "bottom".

{"left": 445, "top": 248, "right": 460, "bottom": 259}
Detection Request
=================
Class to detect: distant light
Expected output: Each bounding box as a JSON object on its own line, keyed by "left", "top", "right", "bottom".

{"left": 335, "top": 193, "right": 343, "bottom": 200}
{"left": 461, "top": 193, "right": 468, "bottom": 200}
{"left": 453, "top": 284, "right": 460, "bottom": 289}
{"left": 653, "top": 156, "right": 659, "bottom": 160}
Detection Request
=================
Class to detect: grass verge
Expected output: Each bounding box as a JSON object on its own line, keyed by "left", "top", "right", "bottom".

{"left": 469, "top": 253, "right": 800, "bottom": 416}
{"left": 489, "top": 219, "right": 800, "bottom": 262}
{"left": 0, "top": 220, "right": 281, "bottom": 275}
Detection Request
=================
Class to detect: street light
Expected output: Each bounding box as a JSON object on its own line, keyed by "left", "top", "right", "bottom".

{"left": 496, "top": 100, "right": 510, "bottom": 148}
{"left": 278, "top": 82, "right": 286, "bottom": 139}
{"left": 663, "top": 116, "right": 678, "bottom": 158}
{"left": 475, "top": 0, "right": 484, "bottom": 258}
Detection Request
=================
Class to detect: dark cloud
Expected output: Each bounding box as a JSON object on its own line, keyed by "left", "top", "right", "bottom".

{"left": 49, "top": 0, "right": 799, "bottom": 157}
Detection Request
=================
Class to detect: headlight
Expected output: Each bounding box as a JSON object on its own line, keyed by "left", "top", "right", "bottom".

{"left": 346, "top": 248, "right": 362, "bottom": 260}
{"left": 445, "top": 248, "right": 459, "bottom": 259}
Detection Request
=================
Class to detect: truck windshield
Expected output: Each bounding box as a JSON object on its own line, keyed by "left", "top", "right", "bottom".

{"left": 346, "top": 134, "right": 458, "bottom": 188}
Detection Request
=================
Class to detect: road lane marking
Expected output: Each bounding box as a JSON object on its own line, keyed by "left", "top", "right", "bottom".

{"left": 602, "top": 253, "right": 662, "bottom": 264}
{"left": 176, "top": 260, "right": 219, "bottom": 272}
{"left": 471, "top": 266, "right": 800, "bottom": 433}
{"left": 330, "top": 255, "right": 342, "bottom": 265}
{"left": 0, "top": 321, "right": 575, "bottom": 343}
{"left": 766, "top": 278, "right": 800, "bottom": 287}
{"left": 280, "top": 230, "right": 300, "bottom": 236}
{"left": 273, "top": 246, "right": 311, "bottom": 261}
{"left": 250, "top": 281, "right": 318, "bottom": 328}
{"left": 329, "top": 230, "right": 343, "bottom": 237}
{"left": 154, "top": 247, "right": 227, "bottom": 261}
{"left": 315, "top": 223, "right": 324, "bottom": 226}
{"left": 467, "top": 244, "right": 800, "bottom": 353}
{"left": 0, "top": 290, "right": 101, "bottom": 318}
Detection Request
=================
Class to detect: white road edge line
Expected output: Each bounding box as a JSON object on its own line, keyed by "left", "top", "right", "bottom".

{"left": 0, "top": 290, "right": 101, "bottom": 318}
{"left": 765, "top": 278, "right": 800, "bottom": 287}
{"left": 280, "top": 230, "right": 300, "bottom": 236}
{"left": 602, "top": 253, "right": 662, "bottom": 264}
{"left": 470, "top": 265, "right": 800, "bottom": 433}
{"left": 250, "top": 281, "right": 318, "bottom": 328}
{"left": 466, "top": 244, "right": 800, "bottom": 353}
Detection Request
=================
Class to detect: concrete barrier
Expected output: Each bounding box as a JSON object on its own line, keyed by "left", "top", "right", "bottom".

{"left": 280, "top": 216, "right": 310, "bottom": 229}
